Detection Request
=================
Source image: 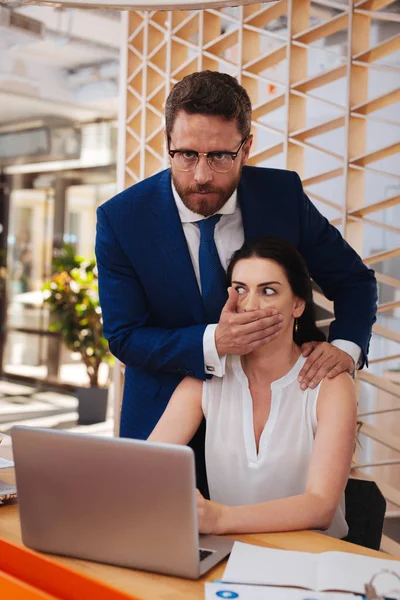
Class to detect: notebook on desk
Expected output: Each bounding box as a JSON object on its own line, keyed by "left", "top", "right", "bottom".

{"left": 222, "top": 542, "right": 400, "bottom": 597}
{"left": 11, "top": 426, "right": 233, "bottom": 579}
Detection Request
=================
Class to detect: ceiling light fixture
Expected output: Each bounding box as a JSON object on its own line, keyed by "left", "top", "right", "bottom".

{"left": 8, "top": 0, "right": 270, "bottom": 10}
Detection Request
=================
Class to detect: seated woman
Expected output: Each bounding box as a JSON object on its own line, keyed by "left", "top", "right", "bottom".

{"left": 149, "top": 236, "right": 357, "bottom": 539}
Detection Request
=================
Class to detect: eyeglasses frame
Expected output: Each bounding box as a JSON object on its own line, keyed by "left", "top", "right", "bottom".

{"left": 167, "top": 136, "right": 249, "bottom": 172}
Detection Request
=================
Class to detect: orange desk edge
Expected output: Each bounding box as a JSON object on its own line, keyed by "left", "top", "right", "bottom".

{"left": 0, "top": 538, "right": 140, "bottom": 600}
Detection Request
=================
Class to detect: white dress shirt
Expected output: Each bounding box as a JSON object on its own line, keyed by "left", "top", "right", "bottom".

{"left": 202, "top": 354, "right": 348, "bottom": 538}
{"left": 171, "top": 183, "right": 361, "bottom": 377}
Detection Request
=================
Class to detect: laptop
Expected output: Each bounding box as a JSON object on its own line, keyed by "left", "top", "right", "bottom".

{"left": 11, "top": 426, "right": 233, "bottom": 579}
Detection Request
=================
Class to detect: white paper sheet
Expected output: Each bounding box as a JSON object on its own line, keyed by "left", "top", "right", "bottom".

{"left": 222, "top": 542, "right": 318, "bottom": 590}
{"left": 318, "top": 551, "right": 400, "bottom": 596}
{"left": 222, "top": 541, "right": 400, "bottom": 595}
{"left": 0, "top": 457, "right": 14, "bottom": 469}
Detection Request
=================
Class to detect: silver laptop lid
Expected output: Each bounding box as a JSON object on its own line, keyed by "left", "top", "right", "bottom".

{"left": 12, "top": 426, "right": 202, "bottom": 578}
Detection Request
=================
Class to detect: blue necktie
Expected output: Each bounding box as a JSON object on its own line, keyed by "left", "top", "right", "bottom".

{"left": 197, "top": 215, "right": 228, "bottom": 324}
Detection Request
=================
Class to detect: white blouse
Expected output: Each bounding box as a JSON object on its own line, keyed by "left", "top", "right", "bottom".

{"left": 202, "top": 354, "right": 348, "bottom": 539}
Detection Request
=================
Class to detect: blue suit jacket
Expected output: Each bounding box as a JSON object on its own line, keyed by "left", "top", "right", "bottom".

{"left": 95, "top": 166, "right": 377, "bottom": 439}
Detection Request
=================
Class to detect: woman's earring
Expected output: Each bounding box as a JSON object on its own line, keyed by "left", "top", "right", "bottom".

{"left": 294, "top": 318, "right": 299, "bottom": 333}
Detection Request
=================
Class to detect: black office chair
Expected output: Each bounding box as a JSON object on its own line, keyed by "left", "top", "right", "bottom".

{"left": 343, "top": 478, "right": 386, "bottom": 550}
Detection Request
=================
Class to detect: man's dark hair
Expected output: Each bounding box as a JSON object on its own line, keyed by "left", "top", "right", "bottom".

{"left": 165, "top": 71, "right": 252, "bottom": 139}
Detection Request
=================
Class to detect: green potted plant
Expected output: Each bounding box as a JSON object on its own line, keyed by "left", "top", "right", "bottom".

{"left": 42, "top": 245, "right": 111, "bottom": 424}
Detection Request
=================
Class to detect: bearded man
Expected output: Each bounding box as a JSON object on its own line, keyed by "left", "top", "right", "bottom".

{"left": 96, "top": 71, "right": 377, "bottom": 497}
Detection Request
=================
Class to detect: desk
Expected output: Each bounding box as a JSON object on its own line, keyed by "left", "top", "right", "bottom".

{"left": 1, "top": 448, "right": 399, "bottom": 600}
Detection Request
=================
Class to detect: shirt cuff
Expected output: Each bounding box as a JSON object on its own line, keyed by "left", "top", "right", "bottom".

{"left": 203, "top": 324, "right": 227, "bottom": 377}
{"left": 331, "top": 339, "right": 362, "bottom": 370}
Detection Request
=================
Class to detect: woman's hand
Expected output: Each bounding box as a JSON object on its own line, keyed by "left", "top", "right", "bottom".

{"left": 196, "top": 489, "right": 225, "bottom": 534}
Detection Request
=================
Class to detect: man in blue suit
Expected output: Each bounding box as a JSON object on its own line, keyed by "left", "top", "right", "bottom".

{"left": 96, "top": 71, "right": 377, "bottom": 495}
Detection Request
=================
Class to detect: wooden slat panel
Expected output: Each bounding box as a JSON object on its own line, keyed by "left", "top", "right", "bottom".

{"left": 291, "top": 116, "right": 345, "bottom": 141}
{"left": 244, "top": 45, "right": 286, "bottom": 74}
{"left": 289, "top": 137, "right": 343, "bottom": 160}
{"left": 363, "top": 247, "right": 400, "bottom": 265}
{"left": 375, "top": 271, "right": 400, "bottom": 288}
{"left": 372, "top": 324, "right": 400, "bottom": 344}
{"left": 353, "top": 33, "right": 400, "bottom": 63}
{"left": 204, "top": 29, "right": 239, "bottom": 55}
{"left": 247, "top": 142, "right": 284, "bottom": 164}
{"left": 313, "top": 0, "right": 348, "bottom": 9}
{"left": 351, "top": 141, "right": 400, "bottom": 166}
{"left": 349, "top": 194, "right": 400, "bottom": 217}
{"left": 346, "top": 214, "right": 400, "bottom": 236}
{"left": 294, "top": 12, "right": 348, "bottom": 45}
{"left": 252, "top": 95, "right": 286, "bottom": 119}
{"left": 292, "top": 65, "right": 346, "bottom": 93}
{"left": 171, "top": 11, "right": 198, "bottom": 35}
{"left": 244, "top": 0, "right": 288, "bottom": 28}
{"left": 358, "top": 371, "right": 400, "bottom": 399}
{"left": 302, "top": 167, "right": 344, "bottom": 186}
{"left": 380, "top": 535, "right": 400, "bottom": 556}
{"left": 358, "top": 422, "right": 400, "bottom": 453}
{"left": 355, "top": 8, "right": 400, "bottom": 23}
{"left": 354, "top": 458, "right": 400, "bottom": 467}
{"left": 352, "top": 88, "right": 400, "bottom": 114}
{"left": 313, "top": 290, "right": 334, "bottom": 312}
{"left": 355, "top": 0, "right": 398, "bottom": 10}
{"left": 292, "top": 88, "right": 346, "bottom": 110}
{"left": 369, "top": 353, "right": 400, "bottom": 365}
{"left": 350, "top": 164, "right": 400, "bottom": 181}
{"left": 377, "top": 300, "right": 400, "bottom": 313}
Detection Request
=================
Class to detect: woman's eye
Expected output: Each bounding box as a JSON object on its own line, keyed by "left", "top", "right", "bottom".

{"left": 263, "top": 287, "right": 276, "bottom": 296}
{"left": 234, "top": 286, "right": 245, "bottom": 295}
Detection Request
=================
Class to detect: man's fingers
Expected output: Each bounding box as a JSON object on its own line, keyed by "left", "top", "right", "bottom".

{"left": 301, "top": 341, "right": 317, "bottom": 357}
{"left": 244, "top": 321, "right": 283, "bottom": 344}
{"left": 298, "top": 345, "right": 325, "bottom": 382}
{"left": 222, "top": 287, "right": 238, "bottom": 313}
{"left": 233, "top": 307, "right": 280, "bottom": 325}
{"left": 247, "top": 330, "right": 281, "bottom": 352}
{"left": 235, "top": 312, "right": 283, "bottom": 335}
{"left": 327, "top": 362, "right": 348, "bottom": 379}
{"left": 327, "top": 360, "right": 354, "bottom": 379}
{"left": 299, "top": 353, "right": 333, "bottom": 385}
{"left": 215, "top": 305, "right": 283, "bottom": 356}
{"left": 298, "top": 344, "right": 355, "bottom": 389}
{"left": 301, "top": 359, "right": 338, "bottom": 389}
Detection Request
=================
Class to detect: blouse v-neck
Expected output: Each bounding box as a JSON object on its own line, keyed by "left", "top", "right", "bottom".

{"left": 231, "top": 354, "right": 306, "bottom": 464}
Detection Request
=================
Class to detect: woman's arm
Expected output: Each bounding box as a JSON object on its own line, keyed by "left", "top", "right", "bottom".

{"left": 148, "top": 377, "right": 204, "bottom": 445}
{"left": 199, "top": 372, "right": 357, "bottom": 535}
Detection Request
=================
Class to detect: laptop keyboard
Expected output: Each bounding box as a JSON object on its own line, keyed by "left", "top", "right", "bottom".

{"left": 199, "top": 549, "right": 214, "bottom": 561}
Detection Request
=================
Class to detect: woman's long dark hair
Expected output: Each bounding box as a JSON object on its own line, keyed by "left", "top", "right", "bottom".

{"left": 226, "top": 237, "right": 326, "bottom": 346}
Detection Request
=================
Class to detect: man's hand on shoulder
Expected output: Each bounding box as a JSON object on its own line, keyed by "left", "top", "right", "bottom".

{"left": 298, "top": 341, "right": 355, "bottom": 390}
{"left": 215, "top": 287, "right": 283, "bottom": 357}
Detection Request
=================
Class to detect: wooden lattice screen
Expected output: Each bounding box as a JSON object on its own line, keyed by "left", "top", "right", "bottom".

{"left": 119, "top": 0, "right": 400, "bottom": 550}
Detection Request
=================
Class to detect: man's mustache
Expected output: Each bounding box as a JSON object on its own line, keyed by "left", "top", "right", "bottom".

{"left": 188, "top": 185, "right": 219, "bottom": 194}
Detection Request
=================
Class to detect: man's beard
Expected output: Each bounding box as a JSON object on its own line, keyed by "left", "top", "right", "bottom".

{"left": 172, "top": 168, "right": 242, "bottom": 217}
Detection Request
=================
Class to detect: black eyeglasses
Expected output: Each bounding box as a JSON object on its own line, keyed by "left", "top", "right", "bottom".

{"left": 168, "top": 137, "right": 248, "bottom": 173}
